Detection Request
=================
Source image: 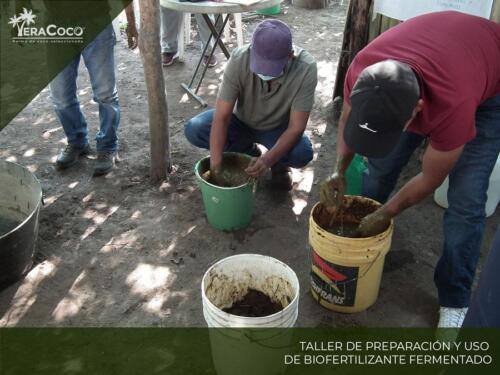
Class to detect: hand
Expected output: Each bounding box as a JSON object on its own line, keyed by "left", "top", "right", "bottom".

{"left": 357, "top": 208, "right": 392, "bottom": 237}
{"left": 245, "top": 156, "right": 270, "bottom": 178}
{"left": 209, "top": 164, "right": 225, "bottom": 186}
{"left": 126, "top": 23, "right": 138, "bottom": 49}
{"left": 319, "top": 172, "right": 346, "bottom": 213}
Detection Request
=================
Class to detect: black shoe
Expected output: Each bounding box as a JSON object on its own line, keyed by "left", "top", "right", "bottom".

{"left": 94, "top": 151, "right": 117, "bottom": 176}
{"left": 270, "top": 165, "right": 293, "bottom": 191}
{"left": 56, "top": 144, "right": 91, "bottom": 169}
{"left": 202, "top": 55, "right": 218, "bottom": 68}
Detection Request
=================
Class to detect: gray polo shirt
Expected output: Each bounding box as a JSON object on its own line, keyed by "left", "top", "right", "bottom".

{"left": 217, "top": 45, "right": 318, "bottom": 131}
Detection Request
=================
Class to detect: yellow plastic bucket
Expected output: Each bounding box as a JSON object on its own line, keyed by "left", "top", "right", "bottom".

{"left": 309, "top": 196, "right": 394, "bottom": 313}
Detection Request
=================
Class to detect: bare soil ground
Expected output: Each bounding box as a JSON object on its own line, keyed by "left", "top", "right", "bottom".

{"left": 0, "top": 1, "right": 498, "bottom": 327}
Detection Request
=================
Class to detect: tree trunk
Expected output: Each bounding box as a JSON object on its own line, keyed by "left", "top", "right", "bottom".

{"left": 292, "top": 0, "right": 328, "bottom": 9}
{"left": 139, "top": 0, "right": 172, "bottom": 182}
{"left": 332, "top": 0, "right": 373, "bottom": 100}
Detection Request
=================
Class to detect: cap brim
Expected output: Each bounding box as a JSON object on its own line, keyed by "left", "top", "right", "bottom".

{"left": 250, "top": 47, "right": 288, "bottom": 77}
{"left": 343, "top": 110, "right": 403, "bottom": 159}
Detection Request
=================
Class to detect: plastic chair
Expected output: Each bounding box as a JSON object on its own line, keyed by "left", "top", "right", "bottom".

{"left": 223, "top": 13, "right": 243, "bottom": 47}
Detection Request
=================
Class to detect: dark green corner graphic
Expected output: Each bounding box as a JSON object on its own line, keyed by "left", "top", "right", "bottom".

{"left": 0, "top": 0, "right": 132, "bottom": 130}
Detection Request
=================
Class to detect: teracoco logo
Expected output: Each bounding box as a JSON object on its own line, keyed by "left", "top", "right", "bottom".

{"left": 9, "top": 8, "right": 84, "bottom": 43}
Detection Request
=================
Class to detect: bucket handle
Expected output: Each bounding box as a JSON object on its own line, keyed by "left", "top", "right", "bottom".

{"left": 311, "top": 250, "right": 382, "bottom": 288}
{"left": 243, "top": 330, "right": 295, "bottom": 350}
{"left": 213, "top": 329, "right": 296, "bottom": 350}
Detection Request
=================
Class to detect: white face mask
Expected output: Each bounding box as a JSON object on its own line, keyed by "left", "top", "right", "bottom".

{"left": 257, "top": 73, "right": 276, "bottom": 81}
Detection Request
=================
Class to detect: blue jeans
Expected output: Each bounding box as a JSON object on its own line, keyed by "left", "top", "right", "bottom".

{"left": 362, "top": 95, "right": 500, "bottom": 308}
{"left": 184, "top": 109, "right": 314, "bottom": 168}
{"left": 462, "top": 228, "right": 500, "bottom": 327}
{"left": 49, "top": 25, "right": 120, "bottom": 152}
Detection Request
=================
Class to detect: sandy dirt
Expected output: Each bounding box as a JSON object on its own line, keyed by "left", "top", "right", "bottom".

{"left": 0, "top": 1, "right": 498, "bottom": 327}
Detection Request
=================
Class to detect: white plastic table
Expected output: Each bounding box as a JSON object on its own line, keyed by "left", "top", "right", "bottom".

{"left": 159, "top": 0, "right": 280, "bottom": 106}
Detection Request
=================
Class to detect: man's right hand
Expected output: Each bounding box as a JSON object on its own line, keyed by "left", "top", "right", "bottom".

{"left": 209, "top": 99, "right": 234, "bottom": 184}
{"left": 320, "top": 172, "right": 346, "bottom": 213}
{"left": 209, "top": 163, "right": 224, "bottom": 186}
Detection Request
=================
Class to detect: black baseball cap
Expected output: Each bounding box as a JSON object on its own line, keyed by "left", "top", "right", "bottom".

{"left": 344, "top": 60, "right": 420, "bottom": 158}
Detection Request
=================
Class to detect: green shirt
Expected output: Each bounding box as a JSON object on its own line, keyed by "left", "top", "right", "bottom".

{"left": 218, "top": 45, "right": 318, "bottom": 131}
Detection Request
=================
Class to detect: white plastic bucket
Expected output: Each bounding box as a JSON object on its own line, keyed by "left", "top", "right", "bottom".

{"left": 434, "top": 154, "right": 500, "bottom": 217}
{"left": 202, "top": 254, "right": 299, "bottom": 328}
{"left": 201, "top": 254, "right": 299, "bottom": 375}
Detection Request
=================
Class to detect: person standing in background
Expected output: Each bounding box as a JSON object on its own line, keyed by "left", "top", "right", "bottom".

{"left": 49, "top": 2, "right": 138, "bottom": 175}
{"left": 160, "top": 6, "right": 217, "bottom": 68}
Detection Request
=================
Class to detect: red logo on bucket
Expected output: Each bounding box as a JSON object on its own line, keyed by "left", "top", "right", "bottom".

{"left": 310, "top": 248, "right": 359, "bottom": 307}
{"left": 312, "top": 251, "right": 347, "bottom": 282}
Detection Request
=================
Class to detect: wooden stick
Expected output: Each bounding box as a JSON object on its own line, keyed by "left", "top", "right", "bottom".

{"left": 139, "top": 0, "right": 172, "bottom": 182}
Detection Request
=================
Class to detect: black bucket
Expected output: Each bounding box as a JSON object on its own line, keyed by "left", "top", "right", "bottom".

{"left": 0, "top": 161, "right": 42, "bottom": 289}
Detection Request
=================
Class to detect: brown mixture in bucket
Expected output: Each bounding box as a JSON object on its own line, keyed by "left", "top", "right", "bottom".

{"left": 313, "top": 198, "right": 386, "bottom": 238}
{"left": 223, "top": 288, "right": 283, "bottom": 317}
{"left": 200, "top": 153, "right": 252, "bottom": 188}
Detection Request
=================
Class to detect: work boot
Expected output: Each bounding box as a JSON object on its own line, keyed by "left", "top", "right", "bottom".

{"left": 56, "top": 144, "right": 91, "bottom": 169}
{"left": 202, "top": 55, "right": 218, "bottom": 68}
{"left": 94, "top": 151, "right": 117, "bottom": 176}
{"left": 162, "top": 51, "right": 179, "bottom": 67}
{"left": 270, "top": 165, "right": 293, "bottom": 191}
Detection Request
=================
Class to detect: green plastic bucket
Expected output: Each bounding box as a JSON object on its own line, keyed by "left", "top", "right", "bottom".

{"left": 195, "top": 153, "right": 256, "bottom": 231}
{"left": 256, "top": 4, "right": 281, "bottom": 15}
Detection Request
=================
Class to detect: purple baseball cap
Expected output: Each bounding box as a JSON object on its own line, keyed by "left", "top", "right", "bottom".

{"left": 250, "top": 20, "right": 292, "bottom": 77}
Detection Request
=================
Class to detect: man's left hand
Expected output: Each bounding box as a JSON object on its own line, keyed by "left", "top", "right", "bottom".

{"left": 245, "top": 156, "right": 270, "bottom": 178}
{"left": 126, "top": 23, "right": 138, "bottom": 49}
